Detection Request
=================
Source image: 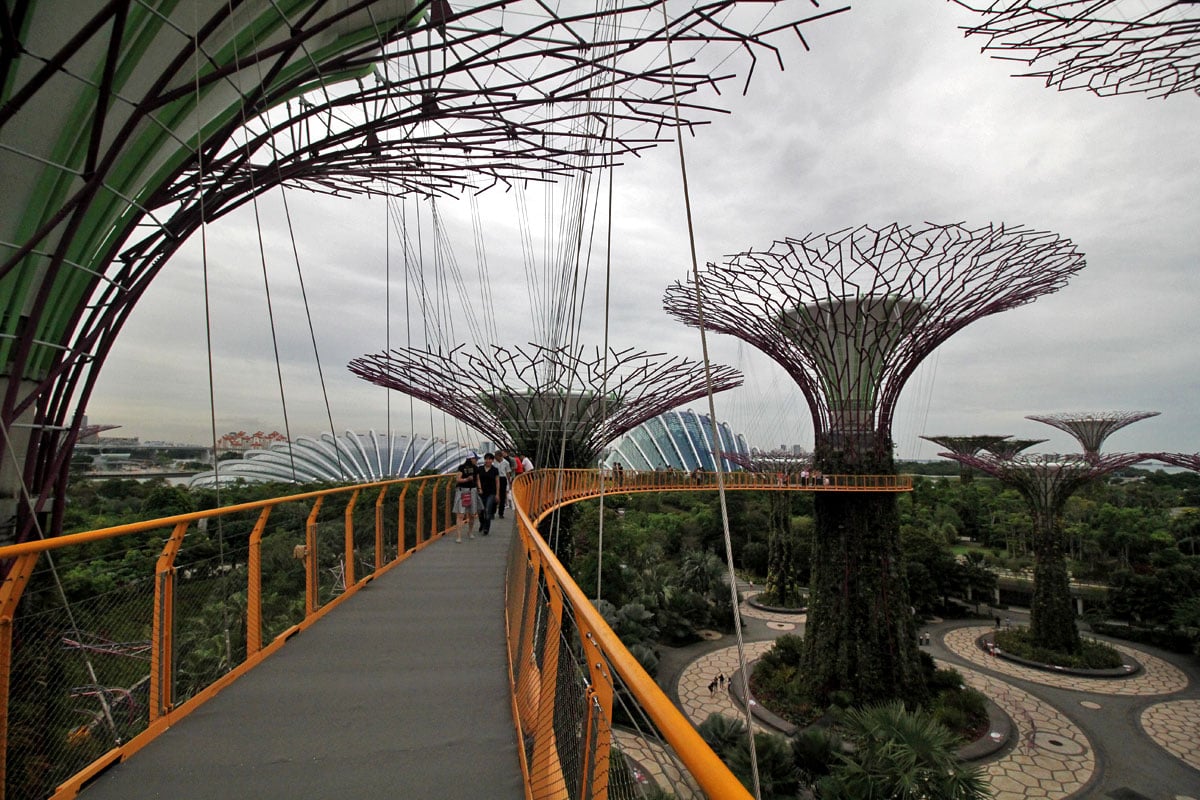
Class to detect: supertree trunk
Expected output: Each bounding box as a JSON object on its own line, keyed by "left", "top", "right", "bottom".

{"left": 764, "top": 494, "right": 805, "bottom": 609}
{"left": 1028, "top": 506, "right": 1081, "bottom": 653}
{"left": 801, "top": 438, "right": 927, "bottom": 706}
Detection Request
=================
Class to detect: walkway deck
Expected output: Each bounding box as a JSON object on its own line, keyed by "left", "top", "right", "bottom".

{"left": 79, "top": 518, "right": 524, "bottom": 800}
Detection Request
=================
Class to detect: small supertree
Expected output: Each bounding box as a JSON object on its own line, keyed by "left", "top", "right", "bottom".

{"left": 920, "top": 435, "right": 1012, "bottom": 483}
{"left": 664, "top": 222, "right": 1085, "bottom": 705}
{"left": 1151, "top": 452, "right": 1200, "bottom": 471}
{"left": 940, "top": 451, "right": 1146, "bottom": 652}
{"left": 1027, "top": 411, "right": 1160, "bottom": 462}
{"left": 984, "top": 438, "right": 1046, "bottom": 459}
{"left": 348, "top": 343, "right": 742, "bottom": 468}
{"left": 953, "top": 1, "right": 1200, "bottom": 99}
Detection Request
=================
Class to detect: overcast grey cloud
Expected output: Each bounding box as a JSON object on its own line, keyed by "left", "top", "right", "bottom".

{"left": 85, "top": 0, "right": 1199, "bottom": 461}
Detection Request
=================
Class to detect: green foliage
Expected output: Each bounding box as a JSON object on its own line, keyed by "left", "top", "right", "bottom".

{"left": 815, "top": 701, "right": 988, "bottom": 800}
{"left": 697, "top": 713, "right": 747, "bottom": 756}
{"left": 727, "top": 732, "right": 798, "bottom": 800}
{"left": 994, "top": 627, "right": 1123, "bottom": 669}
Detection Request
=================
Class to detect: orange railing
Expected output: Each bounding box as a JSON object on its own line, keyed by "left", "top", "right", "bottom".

{"left": 0, "top": 475, "right": 454, "bottom": 800}
{"left": 0, "top": 468, "right": 908, "bottom": 800}
{"left": 504, "top": 468, "right": 911, "bottom": 800}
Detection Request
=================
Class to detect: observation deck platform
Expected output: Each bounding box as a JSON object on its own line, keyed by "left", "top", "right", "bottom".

{"left": 76, "top": 520, "right": 523, "bottom": 800}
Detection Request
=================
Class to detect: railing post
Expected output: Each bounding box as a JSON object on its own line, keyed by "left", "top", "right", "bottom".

{"left": 415, "top": 482, "right": 426, "bottom": 547}
{"left": 344, "top": 489, "right": 360, "bottom": 587}
{"left": 530, "top": 575, "right": 567, "bottom": 797}
{"left": 0, "top": 552, "right": 38, "bottom": 800}
{"left": 576, "top": 617, "right": 614, "bottom": 800}
{"left": 374, "top": 486, "right": 387, "bottom": 571}
{"left": 246, "top": 507, "right": 273, "bottom": 656}
{"left": 429, "top": 477, "right": 439, "bottom": 538}
{"left": 306, "top": 498, "right": 324, "bottom": 616}
{"left": 397, "top": 485, "right": 409, "bottom": 553}
{"left": 150, "top": 521, "right": 189, "bottom": 721}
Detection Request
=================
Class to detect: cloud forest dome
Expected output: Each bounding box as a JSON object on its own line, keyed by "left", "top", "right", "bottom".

{"left": 602, "top": 409, "right": 750, "bottom": 472}
{"left": 188, "top": 430, "right": 472, "bottom": 488}
{"left": 0, "top": 0, "right": 845, "bottom": 543}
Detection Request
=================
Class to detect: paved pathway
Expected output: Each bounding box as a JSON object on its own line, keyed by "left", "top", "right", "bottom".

{"left": 663, "top": 606, "right": 1200, "bottom": 800}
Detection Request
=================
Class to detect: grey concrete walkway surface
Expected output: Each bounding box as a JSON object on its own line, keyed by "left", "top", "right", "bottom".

{"left": 79, "top": 519, "right": 524, "bottom": 800}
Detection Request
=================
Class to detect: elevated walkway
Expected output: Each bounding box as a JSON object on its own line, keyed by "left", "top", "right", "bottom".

{"left": 77, "top": 520, "right": 523, "bottom": 800}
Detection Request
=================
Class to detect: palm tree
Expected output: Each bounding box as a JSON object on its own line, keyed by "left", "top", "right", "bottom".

{"left": 816, "top": 701, "right": 987, "bottom": 800}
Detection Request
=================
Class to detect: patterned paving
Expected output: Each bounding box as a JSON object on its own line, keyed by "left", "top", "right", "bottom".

{"left": 951, "top": 663, "right": 1095, "bottom": 800}
{"left": 1140, "top": 699, "right": 1200, "bottom": 773}
{"left": 942, "top": 626, "right": 1190, "bottom": 695}
{"left": 612, "top": 728, "right": 703, "bottom": 800}
{"left": 677, "top": 640, "right": 777, "bottom": 732}
{"left": 739, "top": 589, "right": 807, "bottom": 625}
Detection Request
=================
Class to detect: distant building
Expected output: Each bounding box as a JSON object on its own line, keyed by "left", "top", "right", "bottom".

{"left": 188, "top": 431, "right": 473, "bottom": 488}
{"left": 602, "top": 410, "right": 750, "bottom": 472}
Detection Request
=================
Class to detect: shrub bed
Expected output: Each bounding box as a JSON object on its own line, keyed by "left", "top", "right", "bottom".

{"left": 994, "top": 627, "right": 1123, "bottom": 669}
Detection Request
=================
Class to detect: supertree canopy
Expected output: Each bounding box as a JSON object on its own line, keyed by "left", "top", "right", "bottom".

{"left": 663, "top": 221, "right": 1085, "bottom": 707}
{"left": 1027, "top": 410, "right": 1160, "bottom": 461}
{"left": 0, "top": 0, "right": 845, "bottom": 544}
{"left": 664, "top": 222, "right": 1086, "bottom": 462}
{"left": 921, "top": 434, "right": 1014, "bottom": 482}
{"left": 985, "top": 437, "right": 1047, "bottom": 459}
{"left": 953, "top": 1, "right": 1200, "bottom": 98}
{"left": 1150, "top": 452, "right": 1200, "bottom": 471}
{"left": 941, "top": 451, "right": 1147, "bottom": 653}
{"left": 348, "top": 343, "right": 743, "bottom": 468}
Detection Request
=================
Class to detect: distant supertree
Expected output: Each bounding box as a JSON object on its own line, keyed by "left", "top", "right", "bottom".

{"left": 349, "top": 344, "right": 742, "bottom": 469}
{"left": 921, "top": 435, "right": 1012, "bottom": 482}
{"left": 942, "top": 451, "right": 1146, "bottom": 652}
{"left": 664, "top": 222, "right": 1085, "bottom": 705}
{"left": 953, "top": 1, "right": 1200, "bottom": 98}
{"left": 1027, "top": 411, "right": 1160, "bottom": 461}
{"left": 984, "top": 437, "right": 1047, "bottom": 459}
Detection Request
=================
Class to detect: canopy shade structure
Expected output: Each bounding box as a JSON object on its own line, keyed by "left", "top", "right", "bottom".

{"left": 952, "top": 1, "right": 1200, "bottom": 99}
{"left": 663, "top": 222, "right": 1086, "bottom": 456}
{"left": 985, "top": 437, "right": 1047, "bottom": 459}
{"left": 0, "top": 0, "right": 846, "bottom": 544}
{"left": 348, "top": 343, "right": 744, "bottom": 468}
{"left": 1026, "top": 411, "right": 1160, "bottom": 461}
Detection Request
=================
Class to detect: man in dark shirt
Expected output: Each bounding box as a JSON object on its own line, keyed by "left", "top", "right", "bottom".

{"left": 477, "top": 453, "right": 500, "bottom": 535}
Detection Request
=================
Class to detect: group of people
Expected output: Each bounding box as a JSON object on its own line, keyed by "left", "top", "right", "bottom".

{"left": 453, "top": 449, "right": 534, "bottom": 543}
{"left": 707, "top": 673, "right": 727, "bottom": 695}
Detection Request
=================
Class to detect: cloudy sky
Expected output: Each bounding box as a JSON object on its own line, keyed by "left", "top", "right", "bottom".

{"left": 85, "top": 0, "right": 1199, "bottom": 462}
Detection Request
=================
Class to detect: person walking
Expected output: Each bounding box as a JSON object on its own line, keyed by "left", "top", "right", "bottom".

{"left": 477, "top": 453, "right": 500, "bottom": 535}
{"left": 494, "top": 448, "right": 513, "bottom": 519}
{"left": 453, "top": 454, "right": 479, "bottom": 542}
{"left": 521, "top": 453, "right": 534, "bottom": 473}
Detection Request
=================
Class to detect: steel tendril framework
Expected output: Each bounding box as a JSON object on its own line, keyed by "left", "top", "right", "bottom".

{"left": 953, "top": 0, "right": 1200, "bottom": 99}
{"left": 663, "top": 220, "right": 1087, "bottom": 705}
{"left": 348, "top": 343, "right": 744, "bottom": 469}
{"left": 0, "top": 0, "right": 848, "bottom": 546}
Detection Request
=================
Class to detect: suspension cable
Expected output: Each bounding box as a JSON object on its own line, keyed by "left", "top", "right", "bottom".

{"left": 658, "top": 1, "right": 761, "bottom": 795}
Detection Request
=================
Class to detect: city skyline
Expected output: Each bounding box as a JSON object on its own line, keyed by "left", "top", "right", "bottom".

{"left": 83, "top": 0, "right": 1198, "bottom": 463}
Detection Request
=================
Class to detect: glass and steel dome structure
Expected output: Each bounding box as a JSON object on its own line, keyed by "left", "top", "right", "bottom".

{"left": 189, "top": 431, "right": 472, "bottom": 488}
{"left": 602, "top": 410, "right": 750, "bottom": 473}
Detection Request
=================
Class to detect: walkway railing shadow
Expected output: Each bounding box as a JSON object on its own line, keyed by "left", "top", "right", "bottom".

{"left": 0, "top": 468, "right": 909, "bottom": 799}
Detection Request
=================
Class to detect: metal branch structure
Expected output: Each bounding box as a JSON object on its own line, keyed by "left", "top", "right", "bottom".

{"left": 0, "top": 0, "right": 847, "bottom": 544}
{"left": 953, "top": 1, "right": 1200, "bottom": 98}
{"left": 664, "top": 221, "right": 1085, "bottom": 707}
{"left": 1147, "top": 451, "right": 1200, "bottom": 471}
{"left": 1026, "top": 410, "right": 1160, "bottom": 461}
{"left": 348, "top": 343, "right": 743, "bottom": 468}
{"left": 664, "top": 222, "right": 1086, "bottom": 459}
{"left": 942, "top": 450, "right": 1147, "bottom": 652}
{"left": 922, "top": 434, "right": 1014, "bottom": 482}
{"left": 985, "top": 437, "right": 1047, "bottom": 459}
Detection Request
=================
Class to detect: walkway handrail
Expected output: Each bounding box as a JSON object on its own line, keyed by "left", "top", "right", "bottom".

{"left": 0, "top": 475, "right": 455, "bottom": 800}
{"left": 503, "top": 468, "right": 909, "bottom": 800}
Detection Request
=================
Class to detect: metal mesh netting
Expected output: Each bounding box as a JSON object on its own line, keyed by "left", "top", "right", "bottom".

{"left": 505, "top": 524, "right": 715, "bottom": 800}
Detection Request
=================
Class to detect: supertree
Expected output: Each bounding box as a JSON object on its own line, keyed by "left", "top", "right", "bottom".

{"left": 1027, "top": 411, "right": 1160, "bottom": 461}
{"left": 348, "top": 343, "right": 743, "bottom": 469}
{"left": 940, "top": 451, "right": 1146, "bottom": 652}
{"left": 1149, "top": 452, "right": 1200, "bottom": 471}
{"left": 984, "top": 437, "right": 1046, "bottom": 459}
{"left": 952, "top": 1, "right": 1200, "bottom": 99}
{"left": 0, "top": 0, "right": 847, "bottom": 545}
{"left": 664, "top": 222, "right": 1085, "bottom": 705}
{"left": 920, "top": 435, "right": 1012, "bottom": 482}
